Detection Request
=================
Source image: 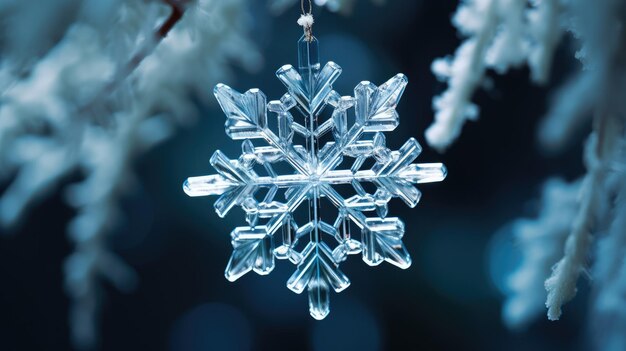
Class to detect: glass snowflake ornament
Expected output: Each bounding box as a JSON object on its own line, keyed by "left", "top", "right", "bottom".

{"left": 183, "top": 36, "right": 446, "bottom": 320}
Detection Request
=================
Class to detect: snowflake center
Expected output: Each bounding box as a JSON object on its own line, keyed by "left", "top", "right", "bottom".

{"left": 309, "top": 173, "right": 321, "bottom": 185}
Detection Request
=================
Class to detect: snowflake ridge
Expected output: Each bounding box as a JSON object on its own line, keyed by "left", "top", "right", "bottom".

{"left": 183, "top": 36, "right": 446, "bottom": 319}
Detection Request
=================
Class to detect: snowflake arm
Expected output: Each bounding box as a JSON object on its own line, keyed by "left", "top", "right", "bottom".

{"left": 214, "top": 84, "right": 310, "bottom": 175}
{"left": 183, "top": 36, "right": 446, "bottom": 319}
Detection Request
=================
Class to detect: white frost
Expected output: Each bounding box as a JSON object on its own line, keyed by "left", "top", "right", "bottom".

{"left": 0, "top": 0, "right": 259, "bottom": 348}
{"left": 438, "top": 0, "right": 626, "bottom": 342}
{"left": 427, "top": 0, "right": 565, "bottom": 151}
{"left": 503, "top": 178, "right": 581, "bottom": 328}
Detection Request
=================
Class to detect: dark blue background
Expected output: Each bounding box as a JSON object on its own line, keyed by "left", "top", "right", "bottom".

{"left": 0, "top": 1, "right": 590, "bottom": 350}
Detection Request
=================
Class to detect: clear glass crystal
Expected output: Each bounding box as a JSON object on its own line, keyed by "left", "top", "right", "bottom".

{"left": 183, "top": 37, "right": 446, "bottom": 320}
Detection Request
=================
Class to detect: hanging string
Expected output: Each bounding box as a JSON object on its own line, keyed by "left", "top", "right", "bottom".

{"left": 300, "top": 0, "right": 312, "bottom": 14}
{"left": 297, "top": 0, "right": 314, "bottom": 42}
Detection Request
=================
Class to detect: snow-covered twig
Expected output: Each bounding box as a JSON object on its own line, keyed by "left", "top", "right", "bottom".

{"left": 426, "top": 0, "right": 498, "bottom": 151}
{"left": 544, "top": 114, "right": 619, "bottom": 320}
{"left": 436, "top": 0, "right": 626, "bottom": 341}
{"left": 591, "top": 167, "right": 626, "bottom": 350}
{"left": 503, "top": 178, "right": 581, "bottom": 328}
{"left": 487, "top": 1, "right": 626, "bottom": 342}
{"left": 527, "top": 0, "right": 563, "bottom": 84}
{"left": 427, "top": 0, "right": 565, "bottom": 151}
{"left": 0, "top": 0, "right": 260, "bottom": 348}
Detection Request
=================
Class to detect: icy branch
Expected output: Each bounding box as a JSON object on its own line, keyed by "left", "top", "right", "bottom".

{"left": 591, "top": 169, "right": 626, "bottom": 349}
{"left": 527, "top": 0, "right": 563, "bottom": 84}
{"left": 542, "top": 0, "right": 626, "bottom": 322}
{"left": 427, "top": 0, "right": 565, "bottom": 151}
{"left": 425, "top": 0, "right": 497, "bottom": 151}
{"left": 503, "top": 178, "right": 581, "bottom": 328}
{"left": 544, "top": 120, "right": 615, "bottom": 320}
{"left": 436, "top": 0, "right": 626, "bottom": 336}
{"left": 0, "top": 0, "right": 260, "bottom": 348}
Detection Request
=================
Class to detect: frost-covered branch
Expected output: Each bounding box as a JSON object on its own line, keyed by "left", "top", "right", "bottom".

{"left": 544, "top": 114, "right": 620, "bottom": 320}
{"left": 467, "top": 0, "right": 626, "bottom": 340}
{"left": 592, "top": 166, "right": 626, "bottom": 350}
{"left": 0, "top": 0, "right": 259, "bottom": 348}
{"left": 431, "top": 0, "right": 626, "bottom": 343}
{"left": 426, "top": 0, "right": 498, "bottom": 151}
{"left": 503, "top": 178, "right": 581, "bottom": 328}
{"left": 427, "top": 0, "right": 565, "bottom": 151}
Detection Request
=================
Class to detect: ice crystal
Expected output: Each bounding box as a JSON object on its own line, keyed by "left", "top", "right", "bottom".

{"left": 183, "top": 36, "right": 446, "bottom": 319}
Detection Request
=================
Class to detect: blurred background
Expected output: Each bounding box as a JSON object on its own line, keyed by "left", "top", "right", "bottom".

{"left": 0, "top": 1, "right": 591, "bottom": 350}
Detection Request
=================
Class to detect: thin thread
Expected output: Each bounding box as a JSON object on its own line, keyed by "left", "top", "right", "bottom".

{"left": 301, "top": 0, "right": 312, "bottom": 14}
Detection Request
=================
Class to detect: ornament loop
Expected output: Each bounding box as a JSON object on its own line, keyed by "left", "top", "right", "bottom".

{"left": 301, "top": 0, "right": 312, "bottom": 15}
{"left": 298, "top": 0, "right": 314, "bottom": 41}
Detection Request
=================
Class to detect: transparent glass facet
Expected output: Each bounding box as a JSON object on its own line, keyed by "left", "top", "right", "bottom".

{"left": 183, "top": 38, "right": 446, "bottom": 320}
